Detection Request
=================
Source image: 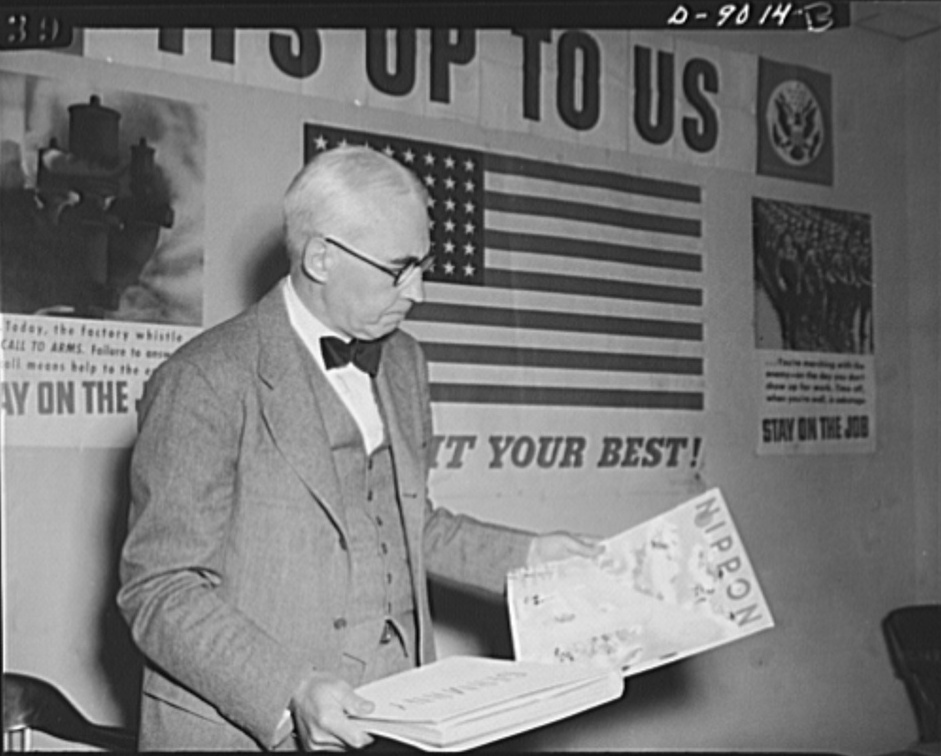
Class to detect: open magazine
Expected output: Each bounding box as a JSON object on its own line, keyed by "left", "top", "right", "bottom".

{"left": 508, "top": 488, "right": 774, "bottom": 676}
{"left": 353, "top": 655, "right": 623, "bottom": 751}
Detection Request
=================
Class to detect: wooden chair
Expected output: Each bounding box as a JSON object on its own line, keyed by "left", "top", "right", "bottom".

{"left": 2, "top": 672, "right": 136, "bottom": 751}
{"left": 882, "top": 605, "right": 941, "bottom": 754}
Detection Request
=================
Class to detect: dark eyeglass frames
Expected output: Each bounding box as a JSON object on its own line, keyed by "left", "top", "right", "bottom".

{"left": 324, "top": 236, "right": 434, "bottom": 287}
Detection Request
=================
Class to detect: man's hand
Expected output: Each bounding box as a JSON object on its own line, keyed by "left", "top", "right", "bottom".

{"left": 290, "top": 671, "right": 375, "bottom": 751}
{"left": 526, "top": 531, "right": 603, "bottom": 567}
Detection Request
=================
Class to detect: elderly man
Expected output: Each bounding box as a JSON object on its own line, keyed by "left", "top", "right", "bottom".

{"left": 118, "top": 145, "right": 598, "bottom": 751}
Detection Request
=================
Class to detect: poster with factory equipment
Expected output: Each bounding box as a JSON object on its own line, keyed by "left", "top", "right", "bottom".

{"left": 0, "top": 72, "right": 204, "bottom": 447}
{"left": 508, "top": 488, "right": 774, "bottom": 676}
{"left": 752, "top": 197, "right": 875, "bottom": 455}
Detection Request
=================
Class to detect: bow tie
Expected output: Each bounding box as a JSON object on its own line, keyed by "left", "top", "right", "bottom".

{"left": 320, "top": 336, "right": 383, "bottom": 377}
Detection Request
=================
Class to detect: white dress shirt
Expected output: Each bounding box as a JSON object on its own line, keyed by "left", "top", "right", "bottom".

{"left": 282, "top": 278, "right": 385, "bottom": 454}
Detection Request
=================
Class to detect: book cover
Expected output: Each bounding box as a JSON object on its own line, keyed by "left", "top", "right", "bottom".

{"left": 508, "top": 488, "right": 774, "bottom": 675}
{"left": 353, "top": 655, "right": 623, "bottom": 751}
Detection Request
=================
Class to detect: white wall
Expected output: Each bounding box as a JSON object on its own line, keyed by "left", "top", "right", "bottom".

{"left": 905, "top": 29, "right": 941, "bottom": 604}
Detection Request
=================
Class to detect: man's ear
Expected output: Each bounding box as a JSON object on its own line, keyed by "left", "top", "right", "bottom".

{"left": 300, "top": 237, "right": 329, "bottom": 282}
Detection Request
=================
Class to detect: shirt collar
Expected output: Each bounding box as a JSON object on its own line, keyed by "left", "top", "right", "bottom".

{"left": 282, "top": 276, "right": 344, "bottom": 370}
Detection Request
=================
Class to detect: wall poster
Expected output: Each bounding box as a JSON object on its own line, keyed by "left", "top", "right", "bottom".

{"left": 753, "top": 197, "right": 875, "bottom": 455}
{"left": 0, "top": 72, "right": 205, "bottom": 447}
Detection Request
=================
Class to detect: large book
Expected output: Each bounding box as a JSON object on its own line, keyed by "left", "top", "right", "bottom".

{"left": 508, "top": 488, "right": 775, "bottom": 676}
{"left": 352, "top": 655, "right": 623, "bottom": 752}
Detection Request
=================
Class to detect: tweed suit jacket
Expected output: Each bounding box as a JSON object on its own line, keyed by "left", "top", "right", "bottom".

{"left": 117, "top": 283, "right": 533, "bottom": 750}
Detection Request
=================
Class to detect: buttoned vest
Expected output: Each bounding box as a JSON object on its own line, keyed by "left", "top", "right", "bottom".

{"left": 297, "top": 341, "right": 417, "bottom": 681}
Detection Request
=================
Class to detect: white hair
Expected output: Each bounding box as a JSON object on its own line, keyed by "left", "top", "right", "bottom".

{"left": 282, "top": 145, "right": 427, "bottom": 265}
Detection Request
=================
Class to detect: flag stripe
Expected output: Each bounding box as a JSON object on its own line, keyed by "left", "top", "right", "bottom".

{"left": 422, "top": 342, "right": 703, "bottom": 375}
{"left": 420, "top": 282, "right": 698, "bottom": 324}
{"left": 486, "top": 230, "right": 702, "bottom": 272}
{"left": 409, "top": 302, "right": 702, "bottom": 341}
{"left": 486, "top": 249, "right": 702, "bottom": 291}
{"left": 428, "top": 363, "right": 703, "bottom": 393}
{"left": 430, "top": 383, "right": 705, "bottom": 410}
{"left": 484, "top": 153, "right": 702, "bottom": 204}
{"left": 486, "top": 191, "right": 702, "bottom": 237}
{"left": 403, "top": 320, "right": 702, "bottom": 357}
{"left": 484, "top": 269, "right": 702, "bottom": 307}
{"left": 488, "top": 212, "right": 702, "bottom": 256}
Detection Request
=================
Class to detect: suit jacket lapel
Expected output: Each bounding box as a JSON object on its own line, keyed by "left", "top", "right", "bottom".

{"left": 375, "top": 341, "right": 434, "bottom": 663}
{"left": 374, "top": 341, "right": 423, "bottom": 529}
{"left": 254, "top": 287, "right": 348, "bottom": 536}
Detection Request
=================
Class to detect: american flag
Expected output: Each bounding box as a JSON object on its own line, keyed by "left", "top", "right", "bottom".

{"left": 305, "top": 124, "right": 704, "bottom": 411}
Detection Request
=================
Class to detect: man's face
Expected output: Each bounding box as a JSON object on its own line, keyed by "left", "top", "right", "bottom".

{"left": 320, "top": 193, "right": 429, "bottom": 342}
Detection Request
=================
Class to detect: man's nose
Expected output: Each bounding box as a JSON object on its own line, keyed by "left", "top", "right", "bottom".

{"left": 401, "top": 271, "right": 425, "bottom": 303}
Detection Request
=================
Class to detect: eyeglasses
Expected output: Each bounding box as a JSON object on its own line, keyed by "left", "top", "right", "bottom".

{"left": 325, "top": 236, "right": 435, "bottom": 287}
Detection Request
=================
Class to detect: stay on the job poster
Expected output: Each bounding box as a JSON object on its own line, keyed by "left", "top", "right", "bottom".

{"left": 753, "top": 197, "right": 875, "bottom": 455}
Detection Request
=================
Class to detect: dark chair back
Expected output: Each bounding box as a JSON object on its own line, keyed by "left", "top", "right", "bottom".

{"left": 882, "top": 604, "right": 941, "bottom": 744}
{"left": 2, "top": 672, "right": 137, "bottom": 751}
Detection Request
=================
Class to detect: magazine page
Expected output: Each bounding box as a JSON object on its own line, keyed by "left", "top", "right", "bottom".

{"left": 508, "top": 488, "right": 774, "bottom": 676}
{"left": 354, "top": 655, "right": 616, "bottom": 724}
{"left": 358, "top": 669, "right": 621, "bottom": 751}
{"left": 353, "top": 656, "right": 623, "bottom": 751}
